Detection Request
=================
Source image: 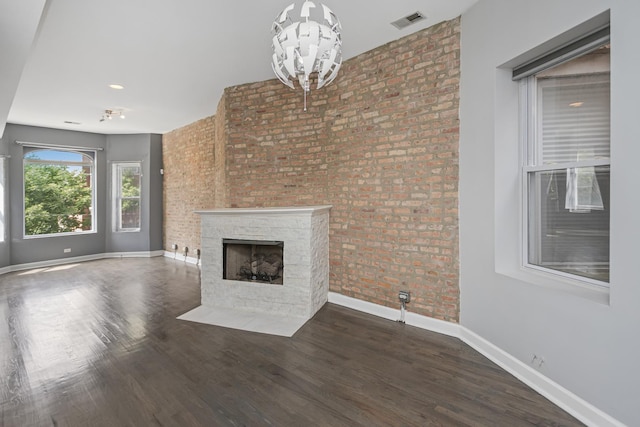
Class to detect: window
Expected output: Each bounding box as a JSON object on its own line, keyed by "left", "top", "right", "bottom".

{"left": 0, "top": 157, "right": 5, "bottom": 243}
{"left": 23, "top": 149, "right": 95, "bottom": 237}
{"left": 518, "top": 29, "right": 610, "bottom": 285}
{"left": 113, "top": 162, "right": 141, "bottom": 232}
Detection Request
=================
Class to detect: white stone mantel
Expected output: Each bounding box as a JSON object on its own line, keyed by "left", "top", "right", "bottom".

{"left": 195, "top": 205, "right": 332, "bottom": 322}
{"left": 195, "top": 205, "right": 332, "bottom": 216}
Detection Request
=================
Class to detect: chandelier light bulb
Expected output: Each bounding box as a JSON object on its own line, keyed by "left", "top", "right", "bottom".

{"left": 271, "top": 1, "right": 342, "bottom": 111}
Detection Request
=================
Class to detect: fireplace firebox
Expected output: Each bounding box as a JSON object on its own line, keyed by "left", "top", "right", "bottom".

{"left": 223, "top": 239, "right": 284, "bottom": 284}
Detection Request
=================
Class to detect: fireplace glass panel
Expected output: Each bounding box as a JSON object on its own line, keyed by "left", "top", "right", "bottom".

{"left": 223, "top": 239, "right": 284, "bottom": 284}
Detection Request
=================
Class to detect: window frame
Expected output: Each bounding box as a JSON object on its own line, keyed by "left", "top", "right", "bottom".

{"left": 0, "top": 156, "right": 6, "bottom": 243}
{"left": 518, "top": 39, "right": 610, "bottom": 289}
{"left": 22, "top": 147, "right": 97, "bottom": 239}
{"left": 112, "top": 161, "right": 142, "bottom": 233}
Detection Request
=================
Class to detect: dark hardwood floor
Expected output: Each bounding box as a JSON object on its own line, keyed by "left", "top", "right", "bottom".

{"left": 0, "top": 257, "right": 582, "bottom": 426}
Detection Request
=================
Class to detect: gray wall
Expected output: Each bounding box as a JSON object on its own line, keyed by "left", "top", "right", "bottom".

{"left": 148, "top": 134, "right": 163, "bottom": 251}
{"left": 2, "top": 124, "right": 162, "bottom": 266}
{"left": 6, "top": 124, "right": 107, "bottom": 264}
{"left": 105, "top": 134, "right": 163, "bottom": 253}
{"left": 460, "top": 1, "right": 639, "bottom": 425}
{"left": 0, "top": 136, "right": 9, "bottom": 267}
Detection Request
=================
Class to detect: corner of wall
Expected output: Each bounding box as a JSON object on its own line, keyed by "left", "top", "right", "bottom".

{"left": 162, "top": 115, "right": 218, "bottom": 254}
{"left": 214, "top": 91, "right": 227, "bottom": 208}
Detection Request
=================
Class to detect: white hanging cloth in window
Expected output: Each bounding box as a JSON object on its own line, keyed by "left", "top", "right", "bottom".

{"left": 565, "top": 166, "right": 604, "bottom": 212}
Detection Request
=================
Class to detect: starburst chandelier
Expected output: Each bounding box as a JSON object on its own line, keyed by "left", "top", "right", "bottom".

{"left": 271, "top": 1, "right": 342, "bottom": 111}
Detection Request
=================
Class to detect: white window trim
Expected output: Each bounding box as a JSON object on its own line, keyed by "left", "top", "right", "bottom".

{"left": 112, "top": 162, "right": 142, "bottom": 233}
{"left": 0, "top": 156, "right": 6, "bottom": 243}
{"left": 22, "top": 147, "right": 98, "bottom": 239}
{"left": 518, "top": 53, "right": 610, "bottom": 291}
{"left": 493, "top": 15, "right": 611, "bottom": 305}
{"left": 493, "top": 70, "right": 609, "bottom": 305}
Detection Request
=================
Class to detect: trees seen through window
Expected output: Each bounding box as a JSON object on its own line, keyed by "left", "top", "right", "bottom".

{"left": 23, "top": 149, "right": 94, "bottom": 236}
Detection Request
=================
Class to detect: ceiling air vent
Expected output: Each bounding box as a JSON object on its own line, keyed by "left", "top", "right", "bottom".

{"left": 391, "top": 11, "right": 426, "bottom": 30}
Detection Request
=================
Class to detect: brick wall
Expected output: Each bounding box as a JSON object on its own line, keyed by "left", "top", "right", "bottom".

{"left": 163, "top": 18, "right": 460, "bottom": 322}
{"left": 225, "top": 79, "right": 331, "bottom": 207}
{"left": 163, "top": 114, "right": 215, "bottom": 252}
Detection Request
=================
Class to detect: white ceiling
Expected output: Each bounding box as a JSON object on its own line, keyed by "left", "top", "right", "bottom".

{"left": 2, "top": 0, "right": 477, "bottom": 136}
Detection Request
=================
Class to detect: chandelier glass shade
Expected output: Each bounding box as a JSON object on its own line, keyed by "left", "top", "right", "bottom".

{"left": 271, "top": 1, "right": 342, "bottom": 109}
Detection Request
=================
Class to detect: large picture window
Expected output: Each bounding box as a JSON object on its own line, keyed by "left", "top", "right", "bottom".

{"left": 518, "top": 30, "right": 610, "bottom": 285}
{"left": 113, "top": 162, "right": 141, "bottom": 232}
{"left": 23, "top": 149, "right": 95, "bottom": 237}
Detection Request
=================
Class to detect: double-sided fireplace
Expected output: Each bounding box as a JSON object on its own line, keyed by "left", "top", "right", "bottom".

{"left": 223, "top": 239, "right": 284, "bottom": 284}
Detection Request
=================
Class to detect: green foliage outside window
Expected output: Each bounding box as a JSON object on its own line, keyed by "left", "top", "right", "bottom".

{"left": 24, "top": 163, "right": 92, "bottom": 235}
{"left": 121, "top": 167, "right": 140, "bottom": 198}
{"left": 116, "top": 164, "right": 141, "bottom": 230}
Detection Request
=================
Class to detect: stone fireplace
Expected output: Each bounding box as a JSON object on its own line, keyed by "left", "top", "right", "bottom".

{"left": 179, "top": 206, "right": 331, "bottom": 336}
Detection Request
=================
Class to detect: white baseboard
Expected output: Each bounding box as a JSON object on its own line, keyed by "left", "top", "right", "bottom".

{"left": 327, "top": 292, "right": 623, "bottom": 427}
{"left": 8, "top": 253, "right": 106, "bottom": 272}
{"left": 2, "top": 250, "right": 165, "bottom": 274}
{"left": 105, "top": 250, "right": 165, "bottom": 259}
{"left": 328, "top": 292, "right": 460, "bottom": 337}
{"left": 460, "top": 328, "right": 624, "bottom": 427}
{"left": 163, "top": 251, "right": 200, "bottom": 266}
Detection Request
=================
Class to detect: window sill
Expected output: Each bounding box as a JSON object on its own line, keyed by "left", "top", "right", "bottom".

{"left": 496, "top": 265, "right": 610, "bottom": 305}
{"left": 23, "top": 230, "right": 97, "bottom": 240}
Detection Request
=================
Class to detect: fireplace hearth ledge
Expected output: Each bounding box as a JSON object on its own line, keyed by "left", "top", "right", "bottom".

{"left": 177, "top": 306, "right": 308, "bottom": 337}
{"left": 179, "top": 206, "right": 332, "bottom": 337}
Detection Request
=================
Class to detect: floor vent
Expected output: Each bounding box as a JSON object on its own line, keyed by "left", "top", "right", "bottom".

{"left": 391, "top": 11, "right": 426, "bottom": 29}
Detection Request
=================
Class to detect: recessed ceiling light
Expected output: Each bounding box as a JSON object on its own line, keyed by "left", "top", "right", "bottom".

{"left": 569, "top": 101, "right": 584, "bottom": 107}
{"left": 109, "top": 84, "right": 124, "bottom": 90}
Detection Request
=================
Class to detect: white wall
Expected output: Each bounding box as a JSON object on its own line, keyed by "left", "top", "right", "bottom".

{"left": 460, "top": 1, "right": 640, "bottom": 425}
{"left": 0, "top": 0, "right": 46, "bottom": 137}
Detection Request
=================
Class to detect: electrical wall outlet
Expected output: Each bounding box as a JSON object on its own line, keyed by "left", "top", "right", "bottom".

{"left": 531, "top": 354, "right": 545, "bottom": 368}
{"left": 399, "top": 290, "right": 411, "bottom": 303}
{"left": 63, "top": 248, "right": 71, "bottom": 253}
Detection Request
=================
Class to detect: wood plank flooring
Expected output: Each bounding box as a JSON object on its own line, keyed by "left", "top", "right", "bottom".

{"left": 0, "top": 258, "right": 583, "bottom": 426}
